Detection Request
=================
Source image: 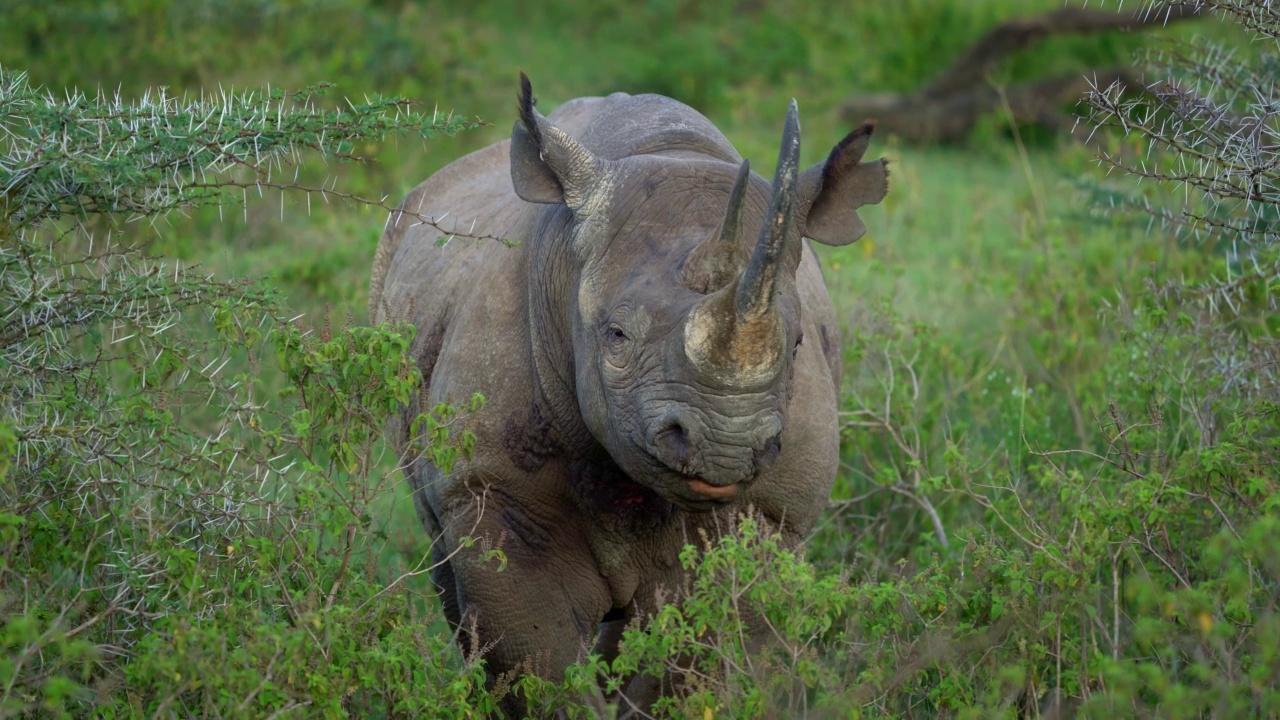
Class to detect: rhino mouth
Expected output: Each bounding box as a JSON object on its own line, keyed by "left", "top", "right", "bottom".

{"left": 623, "top": 435, "right": 752, "bottom": 509}
{"left": 660, "top": 471, "right": 745, "bottom": 509}
{"left": 684, "top": 476, "right": 739, "bottom": 501}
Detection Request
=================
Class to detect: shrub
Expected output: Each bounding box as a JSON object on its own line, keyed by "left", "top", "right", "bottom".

{"left": 0, "top": 66, "right": 496, "bottom": 716}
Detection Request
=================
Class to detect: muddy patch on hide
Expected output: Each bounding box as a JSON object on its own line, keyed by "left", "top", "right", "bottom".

{"left": 568, "top": 454, "right": 674, "bottom": 533}
{"left": 502, "top": 401, "right": 561, "bottom": 472}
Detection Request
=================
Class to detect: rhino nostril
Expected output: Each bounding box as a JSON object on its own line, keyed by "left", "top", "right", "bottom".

{"left": 753, "top": 432, "right": 782, "bottom": 470}
{"left": 655, "top": 422, "right": 690, "bottom": 465}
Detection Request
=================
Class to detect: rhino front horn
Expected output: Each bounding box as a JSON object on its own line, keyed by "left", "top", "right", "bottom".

{"left": 683, "top": 101, "right": 800, "bottom": 387}
{"left": 737, "top": 99, "right": 800, "bottom": 322}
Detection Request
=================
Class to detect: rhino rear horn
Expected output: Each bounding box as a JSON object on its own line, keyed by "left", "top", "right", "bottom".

{"left": 510, "top": 72, "right": 608, "bottom": 213}
{"left": 682, "top": 159, "right": 751, "bottom": 294}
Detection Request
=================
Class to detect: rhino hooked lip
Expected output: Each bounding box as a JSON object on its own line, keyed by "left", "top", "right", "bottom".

{"left": 683, "top": 475, "right": 740, "bottom": 501}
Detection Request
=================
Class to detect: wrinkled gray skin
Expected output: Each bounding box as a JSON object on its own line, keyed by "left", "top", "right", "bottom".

{"left": 369, "top": 75, "right": 888, "bottom": 710}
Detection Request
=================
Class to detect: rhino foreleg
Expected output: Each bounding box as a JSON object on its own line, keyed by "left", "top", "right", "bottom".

{"left": 432, "top": 482, "right": 614, "bottom": 711}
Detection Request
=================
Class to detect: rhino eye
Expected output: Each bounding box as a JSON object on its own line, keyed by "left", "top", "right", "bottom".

{"left": 606, "top": 324, "right": 630, "bottom": 352}
{"left": 792, "top": 331, "right": 803, "bottom": 357}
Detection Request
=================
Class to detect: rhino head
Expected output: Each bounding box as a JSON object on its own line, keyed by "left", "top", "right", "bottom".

{"left": 510, "top": 74, "right": 888, "bottom": 510}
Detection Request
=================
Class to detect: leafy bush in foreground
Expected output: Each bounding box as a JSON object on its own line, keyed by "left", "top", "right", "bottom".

{"left": 0, "top": 67, "right": 497, "bottom": 717}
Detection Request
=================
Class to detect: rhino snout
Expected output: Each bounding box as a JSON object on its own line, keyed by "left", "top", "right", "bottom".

{"left": 645, "top": 408, "right": 783, "bottom": 485}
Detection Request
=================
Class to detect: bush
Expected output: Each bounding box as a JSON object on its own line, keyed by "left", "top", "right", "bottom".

{"left": 0, "top": 66, "right": 498, "bottom": 716}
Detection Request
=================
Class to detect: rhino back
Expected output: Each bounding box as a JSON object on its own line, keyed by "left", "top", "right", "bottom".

{"left": 576, "top": 93, "right": 742, "bottom": 163}
{"left": 368, "top": 94, "right": 620, "bottom": 327}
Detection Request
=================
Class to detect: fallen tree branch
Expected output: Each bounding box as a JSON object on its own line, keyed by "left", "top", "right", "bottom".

{"left": 840, "top": 2, "right": 1205, "bottom": 144}
{"left": 922, "top": 2, "right": 1204, "bottom": 98}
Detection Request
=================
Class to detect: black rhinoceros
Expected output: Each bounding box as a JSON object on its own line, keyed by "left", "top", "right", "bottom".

{"left": 368, "top": 74, "right": 887, "bottom": 707}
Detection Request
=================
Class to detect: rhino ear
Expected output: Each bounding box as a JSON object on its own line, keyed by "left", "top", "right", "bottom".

{"left": 797, "top": 121, "right": 889, "bottom": 246}
{"left": 510, "top": 72, "right": 608, "bottom": 212}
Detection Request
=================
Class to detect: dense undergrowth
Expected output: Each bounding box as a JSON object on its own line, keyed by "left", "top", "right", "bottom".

{"left": 1, "top": 0, "right": 1278, "bottom": 717}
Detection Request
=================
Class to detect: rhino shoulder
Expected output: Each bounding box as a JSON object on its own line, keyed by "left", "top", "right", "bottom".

{"left": 369, "top": 140, "right": 522, "bottom": 324}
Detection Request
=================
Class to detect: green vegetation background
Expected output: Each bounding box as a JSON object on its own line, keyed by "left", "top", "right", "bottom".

{"left": 3, "top": 0, "right": 1277, "bottom": 717}
{"left": 1, "top": 0, "right": 1172, "bottom": 326}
